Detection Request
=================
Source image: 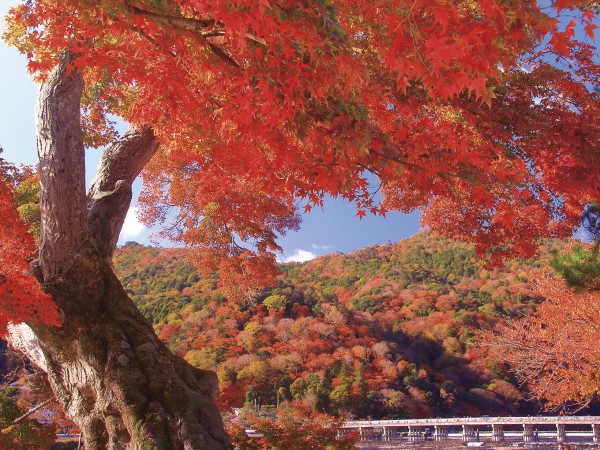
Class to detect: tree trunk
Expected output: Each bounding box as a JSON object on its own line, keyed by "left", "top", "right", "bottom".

{"left": 29, "top": 253, "right": 231, "bottom": 449}
{"left": 18, "top": 54, "right": 233, "bottom": 449}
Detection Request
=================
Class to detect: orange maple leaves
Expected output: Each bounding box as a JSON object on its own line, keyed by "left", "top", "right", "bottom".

{"left": 487, "top": 273, "right": 600, "bottom": 411}
{"left": 3, "top": 0, "right": 599, "bottom": 290}
{"left": 0, "top": 172, "right": 59, "bottom": 335}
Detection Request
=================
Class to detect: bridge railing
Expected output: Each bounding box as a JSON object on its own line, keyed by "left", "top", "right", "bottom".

{"left": 343, "top": 416, "right": 600, "bottom": 428}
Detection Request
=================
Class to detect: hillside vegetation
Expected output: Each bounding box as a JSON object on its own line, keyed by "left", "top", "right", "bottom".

{"left": 114, "top": 232, "right": 552, "bottom": 419}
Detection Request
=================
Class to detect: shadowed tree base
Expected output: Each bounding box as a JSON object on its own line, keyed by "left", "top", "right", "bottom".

{"left": 29, "top": 246, "right": 232, "bottom": 449}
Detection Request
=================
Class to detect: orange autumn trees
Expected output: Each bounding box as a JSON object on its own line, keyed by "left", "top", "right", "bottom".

{"left": 487, "top": 273, "right": 600, "bottom": 412}
{"left": 0, "top": 0, "right": 599, "bottom": 448}
{"left": 5, "top": 0, "right": 600, "bottom": 277}
{"left": 114, "top": 233, "right": 541, "bottom": 419}
{"left": 227, "top": 407, "right": 359, "bottom": 450}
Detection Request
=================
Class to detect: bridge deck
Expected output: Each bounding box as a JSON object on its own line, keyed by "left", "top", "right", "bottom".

{"left": 343, "top": 416, "right": 600, "bottom": 428}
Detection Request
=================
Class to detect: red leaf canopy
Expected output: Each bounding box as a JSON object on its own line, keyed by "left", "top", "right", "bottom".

{"left": 4, "top": 0, "right": 600, "bottom": 290}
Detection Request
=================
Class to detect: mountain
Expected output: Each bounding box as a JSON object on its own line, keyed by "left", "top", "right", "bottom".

{"left": 113, "top": 232, "right": 553, "bottom": 419}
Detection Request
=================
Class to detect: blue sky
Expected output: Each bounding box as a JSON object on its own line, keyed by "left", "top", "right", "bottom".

{"left": 0, "top": 1, "right": 421, "bottom": 262}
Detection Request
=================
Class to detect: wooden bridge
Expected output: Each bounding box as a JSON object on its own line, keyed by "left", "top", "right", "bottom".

{"left": 342, "top": 416, "right": 600, "bottom": 443}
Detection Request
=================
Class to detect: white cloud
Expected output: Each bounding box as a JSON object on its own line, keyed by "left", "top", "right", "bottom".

{"left": 311, "top": 244, "right": 332, "bottom": 251}
{"left": 120, "top": 207, "right": 145, "bottom": 239}
{"left": 281, "top": 249, "right": 317, "bottom": 263}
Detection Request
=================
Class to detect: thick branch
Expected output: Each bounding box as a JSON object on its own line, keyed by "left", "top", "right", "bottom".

{"left": 36, "top": 54, "right": 88, "bottom": 282}
{"left": 127, "top": 4, "right": 217, "bottom": 31}
{"left": 12, "top": 399, "right": 52, "bottom": 426}
{"left": 87, "top": 126, "right": 159, "bottom": 259}
{"left": 126, "top": 1, "right": 266, "bottom": 45}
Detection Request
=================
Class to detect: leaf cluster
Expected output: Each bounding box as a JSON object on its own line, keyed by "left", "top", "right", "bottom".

{"left": 3, "top": 0, "right": 599, "bottom": 293}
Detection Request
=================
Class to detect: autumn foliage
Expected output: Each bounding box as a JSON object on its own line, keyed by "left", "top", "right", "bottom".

{"left": 0, "top": 0, "right": 599, "bottom": 443}
{"left": 3, "top": 0, "right": 599, "bottom": 294}
{"left": 115, "top": 233, "right": 551, "bottom": 419}
{"left": 0, "top": 387, "right": 57, "bottom": 450}
{"left": 227, "top": 407, "right": 358, "bottom": 450}
{"left": 0, "top": 157, "right": 59, "bottom": 334}
{"left": 486, "top": 273, "right": 600, "bottom": 412}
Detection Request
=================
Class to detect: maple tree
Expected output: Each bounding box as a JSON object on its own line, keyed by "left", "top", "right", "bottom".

{"left": 227, "top": 407, "right": 359, "bottom": 450}
{"left": 485, "top": 273, "right": 600, "bottom": 412}
{"left": 0, "top": 154, "right": 59, "bottom": 334}
{"left": 0, "top": 0, "right": 599, "bottom": 447}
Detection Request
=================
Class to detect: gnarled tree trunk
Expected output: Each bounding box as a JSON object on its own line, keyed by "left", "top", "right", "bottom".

{"left": 18, "top": 54, "right": 232, "bottom": 449}
{"left": 30, "top": 257, "right": 230, "bottom": 449}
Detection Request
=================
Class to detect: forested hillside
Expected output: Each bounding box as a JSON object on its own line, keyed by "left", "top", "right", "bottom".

{"left": 114, "top": 232, "right": 553, "bottom": 419}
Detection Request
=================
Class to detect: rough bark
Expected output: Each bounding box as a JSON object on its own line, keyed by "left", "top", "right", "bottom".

{"left": 88, "top": 126, "right": 159, "bottom": 260}
{"left": 30, "top": 259, "right": 231, "bottom": 449}
{"left": 35, "top": 53, "right": 89, "bottom": 282}
{"left": 23, "top": 54, "right": 232, "bottom": 449}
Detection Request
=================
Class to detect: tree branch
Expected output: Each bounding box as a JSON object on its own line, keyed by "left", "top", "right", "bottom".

{"left": 127, "top": 4, "right": 217, "bottom": 31}
{"left": 36, "top": 53, "right": 88, "bottom": 282}
{"left": 124, "top": 3, "right": 264, "bottom": 67}
{"left": 12, "top": 399, "right": 52, "bottom": 426}
{"left": 87, "top": 126, "right": 159, "bottom": 260}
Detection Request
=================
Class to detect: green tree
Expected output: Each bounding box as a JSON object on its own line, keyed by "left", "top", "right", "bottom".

{"left": 551, "top": 242, "right": 600, "bottom": 291}
{"left": 0, "top": 388, "right": 57, "bottom": 450}
{"left": 263, "top": 294, "right": 289, "bottom": 312}
{"left": 289, "top": 378, "right": 306, "bottom": 402}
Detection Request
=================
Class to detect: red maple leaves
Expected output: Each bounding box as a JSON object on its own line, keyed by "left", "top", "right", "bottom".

{"left": 3, "top": 0, "right": 599, "bottom": 290}
{"left": 0, "top": 171, "right": 59, "bottom": 335}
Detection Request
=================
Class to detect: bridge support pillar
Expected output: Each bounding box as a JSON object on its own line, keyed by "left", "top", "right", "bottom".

{"left": 381, "top": 426, "right": 388, "bottom": 441}
{"left": 593, "top": 424, "right": 600, "bottom": 443}
{"left": 409, "top": 426, "right": 424, "bottom": 441}
{"left": 359, "top": 427, "right": 366, "bottom": 441}
{"left": 492, "top": 424, "right": 504, "bottom": 441}
{"left": 556, "top": 424, "right": 566, "bottom": 443}
{"left": 463, "top": 425, "right": 477, "bottom": 442}
{"left": 523, "top": 424, "right": 534, "bottom": 442}
{"left": 434, "top": 425, "right": 449, "bottom": 441}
